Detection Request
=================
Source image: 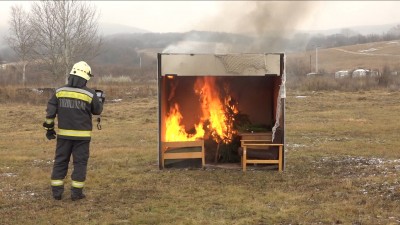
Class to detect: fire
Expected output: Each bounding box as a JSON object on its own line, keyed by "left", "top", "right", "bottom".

{"left": 165, "top": 103, "right": 204, "bottom": 142}
{"left": 195, "top": 77, "right": 237, "bottom": 144}
{"left": 165, "top": 77, "right": 239, "bottom": 144}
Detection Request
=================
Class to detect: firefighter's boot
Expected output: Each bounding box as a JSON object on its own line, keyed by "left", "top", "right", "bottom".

{"left": 51, "top": 186, "right": 64, "bottom": 200}
{"left": 71, "top": 187, "right": 86, "bottom": 201}
{"left": 51, "top": 181, "right": 64, "bottom": 200}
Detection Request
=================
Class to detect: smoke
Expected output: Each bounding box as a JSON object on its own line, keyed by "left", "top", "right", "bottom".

{"left": 233, "top": 2, "right": 315, "bottom": 36}
{"left": 163, "top": 40, "right": 233, "bottom": 54}
{"left": 163, "top": 1, "right": 318, "bottom": 53}
{"left": 237, "top": 1, "right": 317, "bottom": 52}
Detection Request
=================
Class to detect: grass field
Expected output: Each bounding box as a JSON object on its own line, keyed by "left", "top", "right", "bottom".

{"left": 1, "top": 87, "right": 400, "bottom": 225}
{"left": 289, "top": 40, "right": 400, "bottom": 73}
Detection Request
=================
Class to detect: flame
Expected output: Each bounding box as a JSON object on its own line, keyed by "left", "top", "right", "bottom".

{"left": 165, "top": 77, "right": 238, "bottom": 143}
{"left": 165, "top": 103, "right": 204, "bottom": 142}
{"left": 195, "top": 77, "right": 237, "bottom": 144}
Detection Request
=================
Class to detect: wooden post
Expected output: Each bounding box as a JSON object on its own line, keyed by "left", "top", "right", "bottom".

{"left": 278, "top": 145, "right": 282, "bottom": 172}
{"left": 243, "top": 146, "right": 247, "bottom": 172}
{"left": 202, "top": 141, "right": 205, "bottom": 168}
{"left": 214, "top": 142, "right": 220, "bottom": 163}
{"left": 161, "top": 144, "right": 165, "bottom": 169}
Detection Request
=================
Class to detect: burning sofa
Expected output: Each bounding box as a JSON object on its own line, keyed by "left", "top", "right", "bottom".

{"left": 158, "top": 53, "right": 286, "bottom": 170}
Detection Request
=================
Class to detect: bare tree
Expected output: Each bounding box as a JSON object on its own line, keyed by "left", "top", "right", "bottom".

{"left": 5, "top": 5, "right": 37, "bottom": 86}
{"left": 388, "top": 24, "right": 400, "bottom": 38}
{"left": 30, "top": 0, "right": 102, "bottom": 83}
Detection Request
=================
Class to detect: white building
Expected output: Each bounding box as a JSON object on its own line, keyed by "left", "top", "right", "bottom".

{"left": 352, "top": 69, "right": 368, "bottom": 78}
{"left": 334, "top": 70, "right": 350, "bottom": 78}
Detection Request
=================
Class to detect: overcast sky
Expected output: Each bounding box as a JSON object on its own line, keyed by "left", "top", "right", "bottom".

{"left": 1, "top": 1, "right": 400, "bottom": 33}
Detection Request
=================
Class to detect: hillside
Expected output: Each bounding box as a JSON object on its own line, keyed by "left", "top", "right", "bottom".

{"left": 99, "top": 23, "right": 150, "bottom": 35}
{"left": 288, "top": 40, "right": 400, "bottom": 74}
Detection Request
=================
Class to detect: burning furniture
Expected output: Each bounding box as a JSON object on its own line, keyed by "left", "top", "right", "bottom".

{"left": 158, "top": 53, "right": 286, "bottom": 170}
{"left": 161, "top": 140, "right": 205, "bottom": 169}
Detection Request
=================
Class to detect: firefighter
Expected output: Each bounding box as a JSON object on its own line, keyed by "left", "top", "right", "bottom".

{"left": 43, "top": 61, "right": 104, "bottom": 201}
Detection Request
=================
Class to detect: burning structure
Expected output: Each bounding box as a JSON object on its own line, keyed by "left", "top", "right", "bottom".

{"left": 158, "top": 53, "right": 285, "bottom": 170}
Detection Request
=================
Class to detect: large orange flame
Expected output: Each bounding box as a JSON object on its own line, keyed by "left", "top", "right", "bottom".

{"left": 165, "top": 103, "right": 204, "bottom": 142}
{"left": 165, "top": 77, "right": 238, "bottom": 143}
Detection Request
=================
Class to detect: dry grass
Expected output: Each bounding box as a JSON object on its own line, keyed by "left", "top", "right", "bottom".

{"left": 1, "top": 88, "right": 400, "bottom": 225}
{"left": 0, "top": 83, "right": 157, "bottom": 104}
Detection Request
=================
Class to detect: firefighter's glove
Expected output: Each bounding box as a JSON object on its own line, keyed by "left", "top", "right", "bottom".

{"left": 46, "top": 129, "right": 56, "bottom": 140}
{"left": 43, "top": 120, "right": 56, "bottom": 140}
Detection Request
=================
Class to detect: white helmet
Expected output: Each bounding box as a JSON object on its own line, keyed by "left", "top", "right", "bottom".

{"left": 70, "top": 61, "right": 92, "bottom": 80}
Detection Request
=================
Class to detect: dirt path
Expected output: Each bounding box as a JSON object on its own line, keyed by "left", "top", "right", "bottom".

{"left": 333, "top": 47, "right": 400, "bottom": 57}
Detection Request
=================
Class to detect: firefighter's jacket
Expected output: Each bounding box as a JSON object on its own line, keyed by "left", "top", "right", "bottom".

{"left": 45, "top": 75, "right": 103, "bottom": 140}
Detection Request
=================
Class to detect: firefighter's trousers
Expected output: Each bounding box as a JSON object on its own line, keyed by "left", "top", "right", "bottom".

{"left": 50, "top": 138, "right": 90, "bottom": 197}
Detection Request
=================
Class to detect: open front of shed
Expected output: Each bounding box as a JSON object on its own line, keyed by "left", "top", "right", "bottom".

{"left": 158, "top": 53, "right": 286, "bottom": 171}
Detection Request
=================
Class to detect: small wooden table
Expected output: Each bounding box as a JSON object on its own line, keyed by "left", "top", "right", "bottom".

{"left": 239, "top": 132, "right": 283, "bottom": 172}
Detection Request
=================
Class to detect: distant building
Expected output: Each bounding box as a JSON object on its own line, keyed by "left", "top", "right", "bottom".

{"left": 352, "top": 69, "right": 368, "bottom": 78}
{"left": 335, "top": 70, "right": 350, "bottom": 78}
{"left": 369, "top": 70, "right": 380, "bottom": 77}
{"left": 306, "top": 72, "right": 323, "bottom": 77}
{"left": 352, "top": 69, "right": 380, "bottom": 78}
{"left": 0, "top": 61, "right": 6, "bottom": 70}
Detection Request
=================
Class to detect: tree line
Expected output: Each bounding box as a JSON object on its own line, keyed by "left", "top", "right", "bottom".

{"left": 305, "top": 26, "right": 400, "bottom": 50}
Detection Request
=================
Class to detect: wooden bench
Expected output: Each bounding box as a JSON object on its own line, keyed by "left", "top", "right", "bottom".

{"left": 239, "top": 130, "right": 283, "bottom": 172}
{"left": 161, "top": 140, "right": 205, "bottom": 169}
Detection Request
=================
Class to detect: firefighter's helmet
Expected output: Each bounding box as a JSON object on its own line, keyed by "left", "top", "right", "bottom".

{"left": 70, "top": 61, "right": 92, "bottom": 80}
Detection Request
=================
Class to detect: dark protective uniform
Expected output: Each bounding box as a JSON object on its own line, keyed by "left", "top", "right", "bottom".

{"left": 44, "top": 75, "right": 103, "bottom": 199}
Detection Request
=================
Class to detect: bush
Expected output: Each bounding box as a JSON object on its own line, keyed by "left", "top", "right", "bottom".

{"left": 287, "top": 75, "right": 384, "bottom": 92}
{"left": 0, "top": 85, "right": 54, "bottom": 104}
{"left": 98, "top": 75, "right": 132, "bottom": 84}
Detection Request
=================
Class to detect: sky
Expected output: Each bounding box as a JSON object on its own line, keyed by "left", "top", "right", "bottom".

{"left": 1, "top": 1, "right": 400, "bottom": 33}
